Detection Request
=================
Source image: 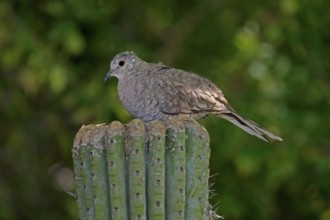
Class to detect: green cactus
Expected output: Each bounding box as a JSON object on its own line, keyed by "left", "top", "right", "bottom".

{"left": 72, "top": 119, "right": 218, "bottom": 220}
{"left": 105, "top": 122, "right": 128, "bottom": 220}
{"left": 164, "top": 120, "right": 187, "bottom": 220}
{"left": 146, "top": 121, "right": 166, "bottom": 219}
{"left": 184, "top": 120, "right": 210, "bottom": 220}
{"left": 126, "top": 119, "right": 147, "bottom": 219}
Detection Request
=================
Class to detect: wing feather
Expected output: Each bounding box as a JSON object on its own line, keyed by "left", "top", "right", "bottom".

{"left": 151, "top": 64, "right": 228, "bottom": 116}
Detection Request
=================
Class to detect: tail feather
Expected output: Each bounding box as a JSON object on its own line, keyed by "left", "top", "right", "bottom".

{"left": 220, "top": 112, "right": 283, "bottom": 143}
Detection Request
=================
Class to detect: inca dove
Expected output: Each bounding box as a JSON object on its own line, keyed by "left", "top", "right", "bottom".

{"left": 105, "top": 51, "right": 282, "bottom": 142}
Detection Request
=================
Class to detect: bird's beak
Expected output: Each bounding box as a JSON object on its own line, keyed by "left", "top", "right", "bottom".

{"left": 104, "top": 70, "right": 113, "bottom": 81}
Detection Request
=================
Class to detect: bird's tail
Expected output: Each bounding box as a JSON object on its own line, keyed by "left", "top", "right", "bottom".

{"left": 219, "top": 111, "right": 283, "bottom": 143}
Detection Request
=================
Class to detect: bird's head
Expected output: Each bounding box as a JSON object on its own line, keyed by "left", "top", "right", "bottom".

{"left": 104, "top": 51, "right": 141, "bottom": 81}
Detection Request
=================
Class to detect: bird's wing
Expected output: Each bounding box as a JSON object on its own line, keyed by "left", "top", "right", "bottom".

{"left": 152, "top": 65, "right": 229, "bottom": 116}
{"left": 150, "top": 65, "right": 283, "bottom": 143}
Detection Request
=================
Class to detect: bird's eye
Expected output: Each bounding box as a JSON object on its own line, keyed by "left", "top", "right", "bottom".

{"left": 119, "top": 61, "right": 125, "bottom": 66}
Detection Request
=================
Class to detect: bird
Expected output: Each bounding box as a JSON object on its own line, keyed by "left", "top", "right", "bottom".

{"left": 104, "top": 51, "right": 282, "bottom": 142}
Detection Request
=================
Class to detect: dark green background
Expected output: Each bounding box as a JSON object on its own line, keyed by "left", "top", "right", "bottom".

{"left": 1, "top": 0, "right": 329, "bottom": 219}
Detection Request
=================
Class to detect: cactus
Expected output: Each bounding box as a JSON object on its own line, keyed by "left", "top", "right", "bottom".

{"left": 146, "top": 121, "right": 166, "bottom": 219}
{"left": 105, "top": 122, "right": 128, "bottom": 219}
{"left": 72, "top": 119, "right": 217, "bottom": 220}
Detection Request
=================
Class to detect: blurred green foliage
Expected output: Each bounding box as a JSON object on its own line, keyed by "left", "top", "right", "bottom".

{"left": 1, "top": 0, "right": 330, "bottom": 219}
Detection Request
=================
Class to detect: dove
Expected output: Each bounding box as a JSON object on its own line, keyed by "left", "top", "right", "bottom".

{"left": 105, "top": 51, "right": 282, "bottom": 142}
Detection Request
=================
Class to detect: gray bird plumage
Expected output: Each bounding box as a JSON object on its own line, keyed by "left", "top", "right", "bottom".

{"left": 105, "top": 51, "right": 283, "bottom": 142}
